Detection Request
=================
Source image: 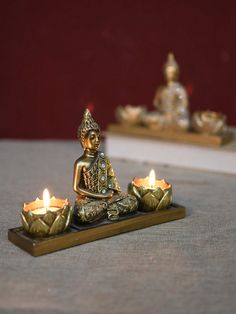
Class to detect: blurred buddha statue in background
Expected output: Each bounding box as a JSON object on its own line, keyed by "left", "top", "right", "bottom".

{"left": 152, "top": 53, "right": 190, "bottom": 131}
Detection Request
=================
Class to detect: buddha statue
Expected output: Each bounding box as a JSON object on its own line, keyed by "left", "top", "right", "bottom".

{"left": 152, "top": 53, "right": 190, "bottom": 131}
{"left": 73, "top": 109, "right": 138, "bottom": 223}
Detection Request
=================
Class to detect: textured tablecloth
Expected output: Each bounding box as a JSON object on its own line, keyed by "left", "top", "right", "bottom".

{"left": 0, "top": 140, "right": 235, "bottom": 314}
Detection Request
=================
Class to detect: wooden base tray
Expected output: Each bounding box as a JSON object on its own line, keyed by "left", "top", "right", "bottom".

{"left": 107, "top": 124, "right": 234, "bottom": 147}
{"left": 8, "top": 203, "right": 186, "bottom": 257}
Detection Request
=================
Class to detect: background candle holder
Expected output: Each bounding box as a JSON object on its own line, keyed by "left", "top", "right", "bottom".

{"left": 115, "top": 105, "right": 146, "bottom": 126}
{"left": 192, "top": 111, "right": 226, "bottom": 135}
{"left": 142, "top": 111, "right": 165, "bottom": 130}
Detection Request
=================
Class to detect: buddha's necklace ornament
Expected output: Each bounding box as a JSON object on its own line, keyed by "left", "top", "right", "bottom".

{"left": 73, "top": 109, "right": 138, "bottom": 223}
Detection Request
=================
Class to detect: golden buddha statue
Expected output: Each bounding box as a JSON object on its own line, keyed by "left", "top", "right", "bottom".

{"left": 152, "top": 53, "right": 190, "bottom": 131}
{"left": 73, "top": 109, "right": 138, "bottom": 223}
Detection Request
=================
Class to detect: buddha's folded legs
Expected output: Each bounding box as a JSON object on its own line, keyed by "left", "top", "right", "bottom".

{"left": 74, "top": 193, "right": 138, "bottom": 224}
{"left": 107, "top": 193, "right": 138, "bottom": 221}
{"left": 74, "top": 198, "right": 107, "bottom": 223}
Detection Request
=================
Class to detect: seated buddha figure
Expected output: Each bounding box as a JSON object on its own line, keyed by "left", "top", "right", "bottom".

{"left": 152, "top": 53, "right": 190, "bottom": 131}
{"left": 73, "top": 109, "right": 138, "bottom": 223}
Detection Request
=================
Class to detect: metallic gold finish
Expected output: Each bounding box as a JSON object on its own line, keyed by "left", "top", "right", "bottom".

{"left": 108, "top": 123, "right": 234, "bottom": 147}
{"left": 9, "top": 204, "right": 186, "bottom": 256}
{"left": 73, "top": 109, "right": 138, "bottom": 223}
{"left": 151, "top": 53, "right": 190, "bottom": 131}
{"left": 128, "top": 177, "right": 172, "bottom": 211}
{"left": 77, "top": 109, "right": 100, "bottom": 149}
{"left": 192, "top": 111, "right": 226, "bottom": 135}
{"left": 21, "top": 198, "right": 72, "bottom": 237}
{"left": 142, "top": 111, "right": 165, "bottom": 130}
{"left": 115, "top": 105, "right": 146, "bottom": 125}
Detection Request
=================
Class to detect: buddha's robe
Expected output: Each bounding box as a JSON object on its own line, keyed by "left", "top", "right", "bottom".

{"left": 154, "top": 82, "right": 190, "bottom": 131}
{"left": 74, "top": 151, "right": 138, "bottom": 223}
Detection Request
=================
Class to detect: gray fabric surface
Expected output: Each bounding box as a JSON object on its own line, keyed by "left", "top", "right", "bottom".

{"left": 0, "top": 140, "right": 235, "bottom": 314}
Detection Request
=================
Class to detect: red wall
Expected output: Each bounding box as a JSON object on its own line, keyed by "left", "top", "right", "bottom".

{"left": 1, "top": 0, "right": 236, "bottom": 139}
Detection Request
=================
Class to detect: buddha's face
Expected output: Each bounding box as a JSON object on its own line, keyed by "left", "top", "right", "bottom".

{"left": 84, "top": 130, "right": 100, "bottom": 151}
{"left": 165, "top": 66, "right": 179, "bottom": 82}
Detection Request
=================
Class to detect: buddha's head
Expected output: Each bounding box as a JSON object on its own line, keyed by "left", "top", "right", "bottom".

{"left": 78, "top": 109, "right": 101, "bottom": 151}
{"left": 163, "top": 53, "right": 179, "bottom": 83}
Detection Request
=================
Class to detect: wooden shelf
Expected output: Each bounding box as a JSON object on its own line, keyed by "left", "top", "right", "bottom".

{"left": 107, "top": 124, "right": 234, "bottom": 147}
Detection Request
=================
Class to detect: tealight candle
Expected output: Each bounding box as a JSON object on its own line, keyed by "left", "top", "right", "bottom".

{"left": 21, "top": 189, "right": 72, "bottom": 237}
{"left": 30, "top": 189, "right": 63, "bottom": 215}
{"left": 128, "top": 169, "right": 172, "bottom": 211}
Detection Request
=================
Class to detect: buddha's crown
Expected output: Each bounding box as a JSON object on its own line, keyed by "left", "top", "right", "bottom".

{"left": 164, "top": 52, "right": 179, "bottom": 73}
{"left": 78, "top": 109, "right": 100, "bottom": 146}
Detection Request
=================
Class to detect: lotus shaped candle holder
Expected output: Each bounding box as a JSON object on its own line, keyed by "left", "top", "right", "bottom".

{"left": 192, "top": 111, "right": 226, "bottom": 135}
{"left": 116, "top": 105, "right": 146, "bottom": 125}
{"left": 21, "top": 198, "right": 72, "bottom": 238}
{"left": 128, "top": 176, "right": 172, "bottom": 212}
{"left": 142, "top": 111, "right": 165, "bottom": 130}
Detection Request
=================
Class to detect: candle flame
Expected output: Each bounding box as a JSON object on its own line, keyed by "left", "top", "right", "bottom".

{"left": 43, "top": 188, "right": 50, "bottom": 208}
{"left": 149, "top": 169, "right": 156, "bottom": 187}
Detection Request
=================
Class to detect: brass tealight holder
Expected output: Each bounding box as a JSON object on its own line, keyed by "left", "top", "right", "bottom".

{"left": 142, "top": 111, "right": 165, "bottom": 130}
{"left": 21, "top": 189, "right": 72, "bottom": 238}
{"left": 115, "top": 104, "right": 147, "bottom": 125}
{"left": 192, "top": 111, "right": 226, "bottom": 135}
{"left": 128, "top": 170, "right": 172, "bottom": 211}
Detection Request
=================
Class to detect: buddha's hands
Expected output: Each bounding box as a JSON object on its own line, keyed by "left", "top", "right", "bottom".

{"left": 104, "top": 190, "right": 114, "bottom": 198}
